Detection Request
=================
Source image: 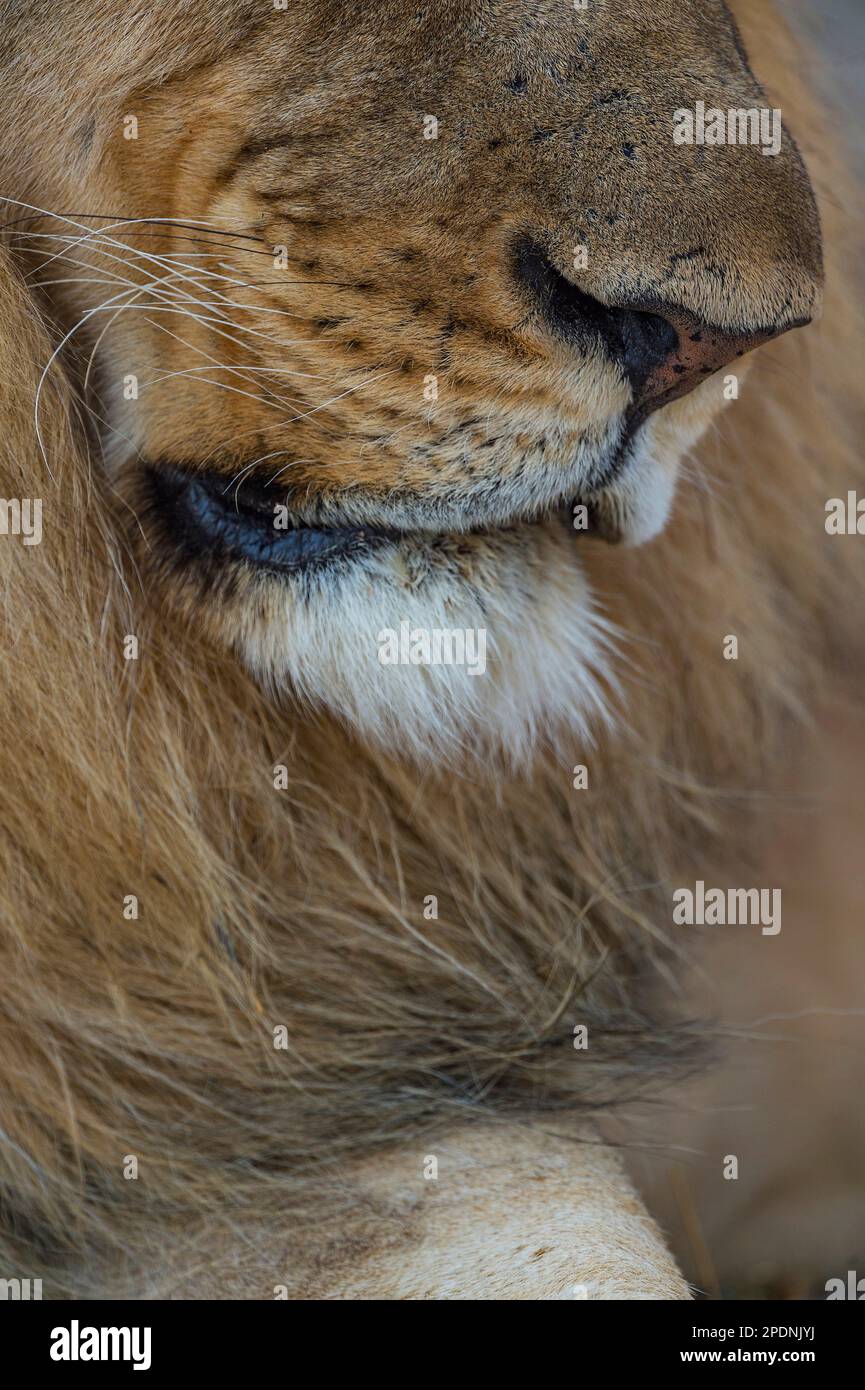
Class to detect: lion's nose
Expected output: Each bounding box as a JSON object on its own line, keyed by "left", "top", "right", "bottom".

{"left": 514, "top": 237, "right": 806, "bottom": 418}
{"left": 620, "top": 306, "right": 791, "bottom": 419}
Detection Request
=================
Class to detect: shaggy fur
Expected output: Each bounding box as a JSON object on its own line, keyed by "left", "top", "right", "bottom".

{"left": 0, "top": 1, "right": 861, "bottom": 1296}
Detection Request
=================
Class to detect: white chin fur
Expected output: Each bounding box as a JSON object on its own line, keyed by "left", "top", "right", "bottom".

{"left": 600, "top": 384, "right": 728, "bottom": 545}
{"left": 238, "top": 523, "right": 619, "bottom": 767}
{"left": 598, "top": 453, "right": 679, "bottom": 547}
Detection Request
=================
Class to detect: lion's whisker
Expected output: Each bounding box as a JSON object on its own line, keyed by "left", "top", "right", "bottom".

{"left": 147, "top": 364, "right": 329, "bottom": 383}
{"left": 142, "top": 317, "right": 310, "bottom": 414}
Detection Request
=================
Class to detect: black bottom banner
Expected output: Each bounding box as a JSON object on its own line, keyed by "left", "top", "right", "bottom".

{"left": 3, "top": 1294, "right": 859, "bottom": 1376}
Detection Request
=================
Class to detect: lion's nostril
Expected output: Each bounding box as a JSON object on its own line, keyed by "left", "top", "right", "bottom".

{"left": 513, "top": 237, "right": 679, "bottom": 392}
{"left": 609, "top": 305, "right": 680, "bottom": 388}
{"left": 513, "top": 236, "right": 809, "bottom": 421}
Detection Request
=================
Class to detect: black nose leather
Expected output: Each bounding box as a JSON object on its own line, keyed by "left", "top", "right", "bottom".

{"left": 514, "top": 237, "right": 796, "bottom": 420}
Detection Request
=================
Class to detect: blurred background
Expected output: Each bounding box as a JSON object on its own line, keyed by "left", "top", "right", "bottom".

{"left": 784, "top": 0, "right": 865, "bottom": 186}
{"left": 618, "top": 1, "right": 865, "bottom": 1299}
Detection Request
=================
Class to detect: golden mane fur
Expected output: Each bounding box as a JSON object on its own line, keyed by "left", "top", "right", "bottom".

{"left": 0, "top": 1, "right": 862, "bottom": 1295}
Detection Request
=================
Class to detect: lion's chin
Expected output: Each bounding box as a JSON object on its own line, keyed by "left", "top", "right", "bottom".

{"left": 236, "top": 520, "right": 619, "bottom": 767}
{"left": 582, "top": 445, "right": 681, "bottom": 548}
{"left": 178, "top": 396, "right": 730, "bottom": 764}
{"left": 584, "top": 379, "right": 736, "bottom": 546}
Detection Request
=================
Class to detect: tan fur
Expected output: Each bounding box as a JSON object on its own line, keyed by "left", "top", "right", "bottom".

{"left": 0, "top": 0, "right": 861, "bottom": 1298}
{"left": 127, "top": 1125, "right": 689, "bottom": 1300}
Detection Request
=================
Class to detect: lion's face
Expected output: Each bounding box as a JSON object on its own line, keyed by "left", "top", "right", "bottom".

{"left": 9, "top": 0, "right": 822, "bottom": 759}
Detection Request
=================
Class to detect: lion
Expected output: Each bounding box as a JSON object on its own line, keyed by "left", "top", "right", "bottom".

{"left": 0, "top": 0, "right": 861, "bottom": 1299}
